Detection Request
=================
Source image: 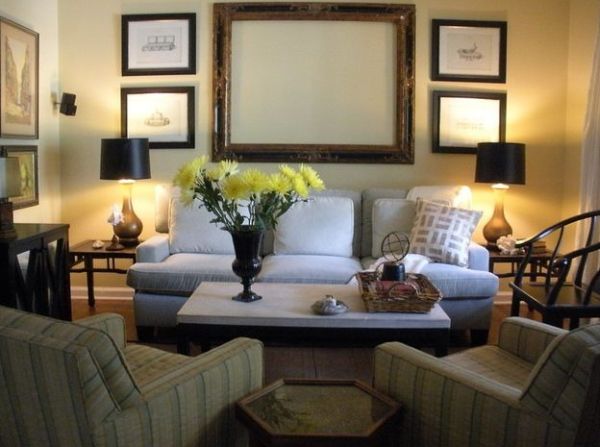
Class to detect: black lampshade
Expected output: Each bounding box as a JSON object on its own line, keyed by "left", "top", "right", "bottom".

{"left": 100, "top": 138, "right": 151, "bottom": 180}
{"left": 475, "top": 142, "right": 526, "bottom": 185}
{"left": 59, "top": 93, "right": 77, "bottom": 116}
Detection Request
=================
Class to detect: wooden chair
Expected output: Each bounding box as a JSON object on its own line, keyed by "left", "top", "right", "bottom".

{"left": 510, "top": 210, "right": 600, "bottom": 329}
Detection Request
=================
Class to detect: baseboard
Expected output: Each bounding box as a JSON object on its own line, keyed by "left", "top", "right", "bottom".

{"left": 494, "top": 291, "right": 512, "bottom": 304}
{"left": 71, "top": 286, "right": 133, "bottom": 301}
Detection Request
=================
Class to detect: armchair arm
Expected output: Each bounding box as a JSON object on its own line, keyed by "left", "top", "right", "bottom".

{"left": 373, "top": 342, "right": 560, "bottom": 447}
{"left": 94, "top": 337, "right": 263, "bottom": 447}
{"left": 73, "top": 313, "right": 127, "bottom": 349}
{"left": 136, "top": 234, "right": 170, "bottom": 263}
{"left": 497, "top": 317, "right": 566, "bottom": 364}
{"left": 468, "top": 241, "right": 490, "bottom": 271}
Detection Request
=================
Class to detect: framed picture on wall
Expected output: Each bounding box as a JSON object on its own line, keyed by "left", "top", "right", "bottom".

{"left": 122, "top": 13, "right": 196, "bottom": 76}
{"left": 121, "top": 86, "right": 195, "bottom": 149}
{"left": 432, "top": 90, "right": 506, "bottom": 154}
{"left": 431, "top": 19, "right": 507, "bottom": 83}
{"left": 0, "top": 17, "right": 39, "bottom": 138}
{"left": 0, "top": 145, "right": 39, "bottom": 209}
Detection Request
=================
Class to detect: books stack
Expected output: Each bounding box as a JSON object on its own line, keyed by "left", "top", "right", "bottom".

{"left": 530, "top": 240, "right": 547, "bottom": 254}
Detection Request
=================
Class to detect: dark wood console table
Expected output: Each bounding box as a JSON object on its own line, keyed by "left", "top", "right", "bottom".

{"left": 0, "top": 223, "right": 71, "bottom": 320}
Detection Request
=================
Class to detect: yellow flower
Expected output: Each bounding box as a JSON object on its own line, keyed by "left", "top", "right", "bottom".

{"left": 279, "top": 164, "right": 297, "bottom": 178}
{"left": 179, "top": 188, "right": 195, "bottom": 206}
{"left": 299, "top": 164, "right": 325, "bottom": 190}
{"left": 222, "top": 175, "right": 250, "bottom": 200}
{"left": 242, "top": 169, "right": 270, "bottom": 194}
{"left": 220, "top": 159, "right": 239, "bottom": 177}
{"left": 173, "top": 156, "right": 207, "bottom": 190}
{"left": 268, "top": 173, "right": 292, "bottom": 195}
{"left": 292, "top": 174, "right": 309, "bottom": 198}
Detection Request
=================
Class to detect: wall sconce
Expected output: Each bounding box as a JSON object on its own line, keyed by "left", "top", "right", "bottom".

{"left": 475, "top": 142, "right": 526, "bottom": 248}
{"left": 54, "top": 92, "right": 77, "bottom": 116}
{"left": 100, "top": 138, "right": 150, "bottom": 250}
{"left": 0, "top": 156, "right": 23, "bottom": 239}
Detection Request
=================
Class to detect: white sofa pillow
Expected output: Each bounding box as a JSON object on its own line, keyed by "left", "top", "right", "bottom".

{"left": 274, "top": 196, "right": 354, "bottom": 257}
{"left": 407, "top": 185, "right": 472, "bottom": 209}
{"left": 371, "top": 198, "right": 416, "bottom": 258}
{"left": 168, "top": 197, "right": 234, "bottom": 254}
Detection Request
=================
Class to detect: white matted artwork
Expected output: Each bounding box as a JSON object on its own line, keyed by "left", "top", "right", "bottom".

{"left": 432, "top": 91, "right": 506, "bottom": 154}
{"left": 432, "top": 19, "right": 507, "bottom": 83}
{"left": 121, "top": 87, "right": 195, "bottom": 149}
{"left": 122, "top": 13, "right": 196, "bottom": 76}
{"left": 0, "top": 17, "right": 39, "bottom": 138}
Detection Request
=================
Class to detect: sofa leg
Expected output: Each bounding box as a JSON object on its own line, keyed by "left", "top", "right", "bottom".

{"left": 136, "top": 325, "right": 155, "bottom": 342}
{"left": 470, "top": 329, "right": 489, "bottom": 346}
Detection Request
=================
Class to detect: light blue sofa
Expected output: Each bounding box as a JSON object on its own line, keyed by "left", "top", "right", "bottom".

{"left": 127, "top": 185, "right": 498, "bottom": 343}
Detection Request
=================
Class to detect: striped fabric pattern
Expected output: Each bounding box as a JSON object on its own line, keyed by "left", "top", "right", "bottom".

{"left": 0, "top": 306, "right": 264, "bottom": 447}
{"left": 0, "top": 306, "right": 142, "bottom": 409}
{"left": 409, "top": 199, "right": 482, "bottom": 267}
{"left": 497, "top": 317, "right": 566, "bottom": 363}
{"left": 445, "top": 345, "right": 534, "bottom": 389}
{"left": 373, "top": 317, "right": 600, "bottom": 447}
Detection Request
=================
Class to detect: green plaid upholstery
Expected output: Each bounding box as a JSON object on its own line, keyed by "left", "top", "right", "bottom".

{"left": 373, "top": 317, "right": 600, "bottom": 447}
{"left": 0, "top": 306, "right": 264, "bottom": 447}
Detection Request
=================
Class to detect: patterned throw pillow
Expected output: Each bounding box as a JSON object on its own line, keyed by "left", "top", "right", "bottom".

{"left": 409, "top": 199, "right": 482, "bottom": 267}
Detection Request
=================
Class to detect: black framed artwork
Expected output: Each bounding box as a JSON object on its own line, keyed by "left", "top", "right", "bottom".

{"left": 121, "top": 86, "right": 195, "bottom": 149}
{"left": 122, "top": 13, "right": 196, "bottom": 76}
{"left": 0, "top": 145, "right": 39, "bottom": 209}
{"left": 0, "top": 17, "right": 39, "bottom": 138}
{"left": 431, "top": 19, "right": 507, "bottom": 83}
{"left": 432, "top": 90, "right": 506, "bottom": 154}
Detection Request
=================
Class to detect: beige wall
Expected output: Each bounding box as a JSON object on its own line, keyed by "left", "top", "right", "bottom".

{"left": 0, "top": 0, "right": 61, "bottom": 224}
{"left": 3, "top": 0, "right": 582, "bottom": 289}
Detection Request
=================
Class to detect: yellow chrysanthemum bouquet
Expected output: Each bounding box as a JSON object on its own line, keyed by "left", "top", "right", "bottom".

{"left": 173, "top": 156, "right": 325, "bottom": 232}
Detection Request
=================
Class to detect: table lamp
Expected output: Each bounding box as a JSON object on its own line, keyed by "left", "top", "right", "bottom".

{"left": 0, "top": 156, "right": 22, "bottom": 239}
{"left": 475, "top": 142, "right": 526, "bottom": 249}
{"left": 100, "top": 138, "right": 150, "bottom": 249}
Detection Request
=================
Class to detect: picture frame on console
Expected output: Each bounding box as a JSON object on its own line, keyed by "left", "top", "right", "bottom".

{"left": 432, "top": 90, "right": 506, "bottom": 154}
{"left": 0, "top": 145, "right": 39, "bottom": 209}
{"left": 122, "top": 13, "right": 196, "bottom": 76}
{"left": 431, "top": 19, "right": 507, "bottom": 83}
{"left": 0, "top": 17, "right": 39, "bottom": 139}
{"left": 121, "top": 86, "right": 195, "bottom": 149}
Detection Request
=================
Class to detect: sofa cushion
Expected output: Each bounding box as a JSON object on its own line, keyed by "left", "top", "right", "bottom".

{"left": 168, "top": 197, "right": 234, "bottom": 254}
{"left": 260, "top": 254, "right": 362, "bottom": 284}
{"left": 361, "top": 188, "right": 409, "bottom": 258}
{"left": 274, "top": 196, "right": 354, "bottom": 257}
{"left": 127, "top": 253, "right": 238, "bottom": 295}
{"left": 420, "top": 263, "right": 498, "bottom": 298}
{"left": 371, "top": 198, "right": 416, "bottom": 258}
{"left": 410, "top": 200, "right": 482, "bottom": 267}
{"left": 407, "top": 185, "right": 472, "bottom": 209}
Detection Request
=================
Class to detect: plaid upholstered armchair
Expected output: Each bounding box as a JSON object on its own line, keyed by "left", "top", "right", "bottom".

{"left": 374, "top": 317, "right": 600, "bottom": 446}
{"left": 0, "top": 306, "right": 263, "bottom": 447}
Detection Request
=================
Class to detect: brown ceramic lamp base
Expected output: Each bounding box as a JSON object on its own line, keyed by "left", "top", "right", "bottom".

{"left": 112, "top": 182, "right": 143, "bottom": 247}
{"left": 483, "top": 186, "right": 513, "bottom": 249}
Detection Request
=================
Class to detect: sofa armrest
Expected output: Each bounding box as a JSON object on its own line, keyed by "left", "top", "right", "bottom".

{"left": 74, "top": 313, "right": 127, "bottom": 349}
{"left": 468, "top": 241, "right": 489, "bottom": 271}
{"left": 136, "top": 234, "right": 170, "bottom": 263}
{"left": 497, "top": 317, "right": 566, "bottom": 364}
{"left": 95, "top": 338, "right": 263, "bottom": 447}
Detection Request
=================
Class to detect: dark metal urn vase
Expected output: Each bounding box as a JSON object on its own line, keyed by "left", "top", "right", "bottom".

{"left": 229, "top": 227, "right": 264, "bottom": 302}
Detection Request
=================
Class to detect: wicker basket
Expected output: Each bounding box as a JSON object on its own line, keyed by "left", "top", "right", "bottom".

{"left": 356, "top": 271, "right": 442, "bottom": 313}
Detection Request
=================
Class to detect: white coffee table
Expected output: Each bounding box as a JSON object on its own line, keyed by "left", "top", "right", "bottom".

{"left": 177, "top": 281, "right": 450, "bottom": 356}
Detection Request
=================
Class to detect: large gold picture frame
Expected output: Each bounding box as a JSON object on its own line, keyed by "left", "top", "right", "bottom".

{"left": 212, "top": 3, "right": 415, "bottom": 164}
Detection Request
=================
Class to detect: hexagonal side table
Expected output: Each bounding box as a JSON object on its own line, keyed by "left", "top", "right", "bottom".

{"left": 236, "top": 378, "right": 401, "bottom": 447}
